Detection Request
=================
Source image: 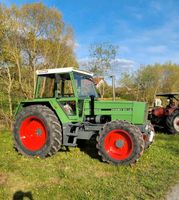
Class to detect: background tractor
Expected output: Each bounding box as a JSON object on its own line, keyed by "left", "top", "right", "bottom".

{"left": 148, "top": 93, "right": 179, "bottom": 134}
{"left": 13, "top": 67, "right": 154, "bottom": 165}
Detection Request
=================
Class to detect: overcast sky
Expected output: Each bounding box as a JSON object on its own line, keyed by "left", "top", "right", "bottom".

{"left": 1, "top": 0, "right": 179, "bottom": 72}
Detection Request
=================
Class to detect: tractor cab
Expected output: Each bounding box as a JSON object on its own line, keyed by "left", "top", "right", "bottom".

{"left": 35, "top": 68, "right": 98, "bottom": 99}
{"left": 35, "top": 67, "right": 98, "bottom": 118}
{"left": 156, "top": 93, "right": 179, "bottom": 108}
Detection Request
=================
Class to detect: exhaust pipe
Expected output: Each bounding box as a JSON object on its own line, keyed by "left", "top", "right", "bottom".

{"left": 90, "top": 95, "right": 95, "bottom": 116}
{"left": 110, "top": 75, "right": 116, "bottom": 101}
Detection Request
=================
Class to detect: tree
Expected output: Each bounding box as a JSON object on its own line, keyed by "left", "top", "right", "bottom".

{"left": 88, "top": 42, "right": 118, "bottom": 75}
{"left": 0, "top": 3, "right": 78, "bottom": 128}
{"left": 81, "top": 42, "right": 118, "bottom": 98}
{"left": 119, "top": 63, "right": 179, "bottom": 105}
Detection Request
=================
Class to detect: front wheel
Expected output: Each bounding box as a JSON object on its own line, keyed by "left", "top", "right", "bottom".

{"left": 13, "top": 105, "right": 62, "bottom": 157}
{"left": 97, "top": 120, "right": 144, "bottom": 165}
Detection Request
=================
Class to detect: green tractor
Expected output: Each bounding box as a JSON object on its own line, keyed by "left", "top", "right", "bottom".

{"left": 13, "top": 67, "right": 154, "bottom": 165}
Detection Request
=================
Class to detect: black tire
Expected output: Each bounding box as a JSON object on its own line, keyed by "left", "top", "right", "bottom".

{"left": 166, "top": 110, "right": 179, "bottom": 134}
{"left": 97, "top": 120, "right": 144, "bottom": 165}
{"left": 13, "top": 105, "right": 62, "bottom": 157}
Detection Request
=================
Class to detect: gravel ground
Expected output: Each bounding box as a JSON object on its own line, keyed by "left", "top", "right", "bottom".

{"left": 167, "top": 184, "right": 179, "bottom": 200}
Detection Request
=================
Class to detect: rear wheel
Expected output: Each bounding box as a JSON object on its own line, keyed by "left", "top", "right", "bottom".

{"left": 13, "top": 105, "right": 62, "bottom": 157}
{"left": 97, "top": 121, "right": 144, "bottom": 165}
{"left": 166, "top": 110, "right": 179, "bottom": 134}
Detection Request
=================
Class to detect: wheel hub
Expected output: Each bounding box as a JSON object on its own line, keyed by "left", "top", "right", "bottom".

{"left": 36, "top": 128, "right": 42, "bottom": 136}
{"left": 115, "top": 140, "right": 124, "bottom": 148}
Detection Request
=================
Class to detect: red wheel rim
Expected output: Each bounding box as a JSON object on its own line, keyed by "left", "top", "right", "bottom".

{"left": 104, "top": 129, "right": 133, "bottom": 160}
{"left": 19, "top": 116, "right": 47, "bottom": 151}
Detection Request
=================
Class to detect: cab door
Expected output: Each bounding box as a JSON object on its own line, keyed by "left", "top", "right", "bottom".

{"left": 56, "top": 73, "right": 80, "bottom": 122}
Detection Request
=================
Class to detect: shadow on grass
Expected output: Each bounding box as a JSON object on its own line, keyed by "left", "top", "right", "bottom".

{"left": 13, "top": 190, "right": 33, "bottom": 200}
{"left": 59, "top": 146, "right": 70, "bottom": 152}
{"left": 154, "top": 126, "right": 168, "bottom": 134}
{"left": 154, "top": 126, "right": 179, "bottom": 135}
{"left": 77, "top": 136, "right": 101, "bottom": 161}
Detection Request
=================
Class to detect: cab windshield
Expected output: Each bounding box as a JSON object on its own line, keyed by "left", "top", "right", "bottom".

{"left": 74, "top": 73, "right": 98, "bottom": 98}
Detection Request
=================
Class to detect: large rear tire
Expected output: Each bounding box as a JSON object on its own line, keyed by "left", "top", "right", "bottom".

{"left": 13, "top": 105, "right": 62, "bottom": 157}
{"left": 166, "top": 110, "right": 179, "bottom": 134}
{"left": 97, "top": 120, "right": 144, "bottom": 165}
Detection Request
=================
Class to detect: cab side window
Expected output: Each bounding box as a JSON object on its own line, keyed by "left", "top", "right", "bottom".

{"left": 57, "top": 74, "right": 74, "bottom": 97}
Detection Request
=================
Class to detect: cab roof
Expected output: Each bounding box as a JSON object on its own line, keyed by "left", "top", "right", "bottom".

{"left": 36, "top": 67, "right": 93, "bottom": 77}
{"left": 156, "top": 92, "right": 179, "bottom": 97}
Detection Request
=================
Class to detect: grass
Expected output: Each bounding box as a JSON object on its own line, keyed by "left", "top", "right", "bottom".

{"left": 0, "top": 131, "right": 178, "bottom": 200}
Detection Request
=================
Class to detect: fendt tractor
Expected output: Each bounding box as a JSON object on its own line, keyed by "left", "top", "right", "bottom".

{"left": 13, "top": 67, "right": 154, "bottom": 165}
{"left": 149, "top": 93, "right": 179, "bottom": 134}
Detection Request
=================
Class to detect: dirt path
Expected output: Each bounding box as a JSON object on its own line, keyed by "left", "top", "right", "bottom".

{"left": 166, "top": 184, "right": 179, "bottom": 200}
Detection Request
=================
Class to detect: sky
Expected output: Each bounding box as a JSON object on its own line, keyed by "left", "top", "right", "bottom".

{"left": 1, "top": 0, "right": 179, "bottom": 72}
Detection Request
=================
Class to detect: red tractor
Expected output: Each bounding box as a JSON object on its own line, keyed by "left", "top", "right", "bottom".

{"left": 149, "top": 93, "right": 179, "bottom": 134}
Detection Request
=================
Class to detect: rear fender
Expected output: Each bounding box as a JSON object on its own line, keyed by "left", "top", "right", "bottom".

{"left": 165, "top": 107, "right": 179, "bottom": 116}
{"left": 15, "top": 99, "right": 69, "bottom": 124}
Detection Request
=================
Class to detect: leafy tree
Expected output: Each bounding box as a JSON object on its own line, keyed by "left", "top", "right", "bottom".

{"left": 88, "top": 42, "right": 118, "bottom": 75}
{"left": 82, "top": 42, "right": 118, "bottom": 98}
{"left": 119, "top": 63, "right": 179, "bottom": 105}
{"left": 0, "top": 3, "right": 78, "bottom": 128}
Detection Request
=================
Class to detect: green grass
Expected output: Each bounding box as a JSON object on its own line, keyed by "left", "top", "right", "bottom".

{"left": 0, "top": 131, "right": 178, "bottom": 200}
